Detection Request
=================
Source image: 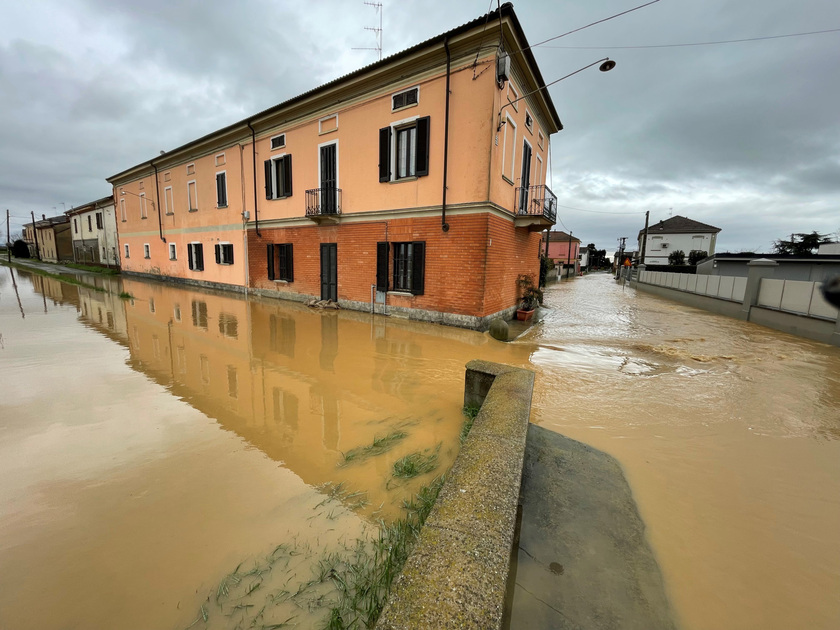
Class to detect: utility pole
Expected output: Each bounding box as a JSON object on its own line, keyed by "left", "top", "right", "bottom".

{"left": 615, "top": 236, "right": 627, "bottom": 279}
{"left": 640, "top": 210, "right": 649, "bottom": 265}
{"left": 567, "top": 230, "right": 573, "bottom": 278}
{"left": 6, "top": 209, "right": 10, "bottom": 262}
{"left": 30, "top": 211, "right": 41, "bottom": 260}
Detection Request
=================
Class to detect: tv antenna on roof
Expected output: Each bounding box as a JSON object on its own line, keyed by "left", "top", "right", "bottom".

{"left": 352, "top": 1, "right": 383, "bottom": 61}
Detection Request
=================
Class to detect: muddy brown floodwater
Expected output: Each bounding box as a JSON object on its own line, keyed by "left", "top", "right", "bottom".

{"left": 1, "top": 267, "right": 839, "bottom": 629}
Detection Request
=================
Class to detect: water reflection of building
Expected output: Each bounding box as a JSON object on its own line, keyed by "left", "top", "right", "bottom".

{"left": 114, "top": 278, "right": 471, "bottom": 510}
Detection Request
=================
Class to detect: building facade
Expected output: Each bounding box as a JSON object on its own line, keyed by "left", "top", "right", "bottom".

{"left": 107, "top": 4, "right": 561, "bottom": 329}
{"left": 24, "top": 215, "right": 73, "bottom": 262}
{"left": 67, "top": 197, "right": 120, "bottom": 266}
{"left": 543, "top": 230, "right": 581, "bottom": 276}
{"left": 638, "top": 215, "right": 721, "bottom": 265}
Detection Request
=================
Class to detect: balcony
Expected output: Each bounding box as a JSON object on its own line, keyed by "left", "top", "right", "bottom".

{"left": 513, "top": 184, "right": 557, "bottom": 231}
{"left": 305, "top": 188, "right": 342, "bottom": 224}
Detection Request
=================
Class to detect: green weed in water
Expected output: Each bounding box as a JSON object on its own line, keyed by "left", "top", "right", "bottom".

{"left": 340, "top": 430, "right": 408, "bottom": 465}
{"left": 392, "top": 444, "right": 441, "bottom": 479}
{"left": 461, "top": 405, "right": 480, "bottom": 444}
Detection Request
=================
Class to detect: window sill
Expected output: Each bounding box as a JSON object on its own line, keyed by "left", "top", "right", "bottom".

{"left": 141, "top": 217, "right": 147, "bottom": 220}
{"left": 217, "top": 205, "right": 228, "bottom": 209}
{"left": 387, "top": 290, "right": 414, "bottom": 297}
{"left": 273, "top": 279, "right": 291, "bottom": 284}
{"left": 144, "top": 257, "right": 150, "bottom": 260}
{"left": 502, "top": 175, "right": 515, "bottom": 186}
{"left": 268, "top": 195, "right": 292, "bottom": 201}
{"left": 318, "top": 128, "right": 337, "bottom": 136}
{"left": 165, "top": 212, "right": 174, "bottom": 216}
{"left": 390, "top": 176, "right": 418, "bottom": 184}
{"left": 391, "top": 102, "right": 418, "bottom": 114}
{"left": 218, "top": 262, "right": 233, "bottom": 266}
{"left": 188, "top": 208, "right": 198, "bottom": 213}
{"left": 169, "top": 258, "right": 177, "bottom": 262}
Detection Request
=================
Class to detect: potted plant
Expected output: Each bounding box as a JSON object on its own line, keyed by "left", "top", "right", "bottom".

{"left": 516, "top": 274, "right": 542, "bottom": 321}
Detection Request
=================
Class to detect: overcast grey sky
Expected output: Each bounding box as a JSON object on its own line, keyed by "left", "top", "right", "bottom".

{"left": 1, "top": 0, "right": 838, "bottom": 254}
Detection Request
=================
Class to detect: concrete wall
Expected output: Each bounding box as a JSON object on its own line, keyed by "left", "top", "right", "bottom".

{"left": 697, "top": 257, "right": 840, "bottom": 282}
{"left": 634, "top": 264, "right": 840, "bottom": 347}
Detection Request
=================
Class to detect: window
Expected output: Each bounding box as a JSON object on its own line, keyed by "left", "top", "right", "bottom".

{"left": 120, "top": 198, "right": 126, "bottom": 221}
{"left": 391, "top": 86, "right": 419, "bottom": 111}
{"left": 319, "top": 114, "right": 338, "bottom": 134}
{"left": 524, "top": 110, "right": 534, "bottom": 133}
{"left": 164, "top": 186, "right": 174, "bottom": 215}
{"left": 507, "top": 82, "right": 519, "bottom": 111}
{"left": 87, "top": 215, "right": 93, "bottom": 231}
{"left": 376, "top": 241, "right": 425, "bottom": 295}
{"left": 270, "top": 134, "right": 286, "bottom": 150}
{"left": 186, "top": 163, "right": 195, "bottom": 175}
{"left": 139, "top": 193, "right": 148, "bottom": 219}
{"left": 267, "top": 243, "right": 294, "bottom": 281}
{"left": 187, "top": 181, "right": 197, "bottom": 211}
{"left": 215, "top": 153, "right": 225, "bottom": 166}
{"left": 218, "top": 313, "right": 238, "bottom": 339}
{"left": 216, "top": 172, "right": 227, "bottom": 207}
{"left": 264, "top": 155, "right": 293, "bottom": 199}
{"left": 96, "top": 212, "right": 103, "bottom": 229}
{"left": 192, "top": 300, "right": 208, "bottom": 329}
{"left": 124, "top": 243, "right": 130, "bottom": 258}
{"left": 502, "top": 114, "right": 517, "bottom": 182}
{"left": 538, "top": 131, "right": 545, "bottom": 150}
{"left": 378, "top": 117, "right": 430, "bottom": 182}
{"left": 215, "top": 242, "right": 234, "bottom": 265}
{"left": 200, "top": 355, "right": 210, "bottom": 384}
{"left": 227, "top": 366, "right": 238, "bottom": 399}
{"left": 164, "top": 171, "right": 171, "bottom": 182}
{"left": 102, "top": 247, "right": 106, "bottom": 259}
{"left": 269, "top": 314, "right": 295, "bottom": 357}
{"left": 174, "top": 304, "right": 181, "bottom": 322}
{"left": 169, "top": 243, "right": 177, "bottom": 260}
{"left": 188, "top": 242, "right": 204, "bottom": 271}
{"left": 73, "top": 218, "right": 78, "bottom": 233}
{"left": 143, "top": 243, "right": 150, "bottom": 259}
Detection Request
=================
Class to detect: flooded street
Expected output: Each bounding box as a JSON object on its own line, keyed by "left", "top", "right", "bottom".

{"left": 1, "top": 267, "right": 839, "bottom": 629}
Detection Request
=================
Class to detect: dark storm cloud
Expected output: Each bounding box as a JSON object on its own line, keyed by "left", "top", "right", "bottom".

{"left": 1, "top": 0, "right": 839, "bottom": 250}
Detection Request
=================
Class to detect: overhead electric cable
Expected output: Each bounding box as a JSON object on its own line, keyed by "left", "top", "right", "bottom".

{"left": 557, "top": 203, "right": 646, "bottom": 215}
{"left": 539, "top": 27, "right": 840, "bottom": 50}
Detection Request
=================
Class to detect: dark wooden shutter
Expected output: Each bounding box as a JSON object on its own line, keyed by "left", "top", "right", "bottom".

{"left": 267, "top": 244, "right": 275, "bottom": 280}
{"left": 198, "top": 245, "right": 204, "bottom": 271}
{"left": 378, "top": 127, "right": 391, "bottom": 182}
{"left": 215, "top": 244, "right": 221, "bottom": 264}
{"left": 411, "top": 241, "right": 425, "bottom": 295}
{"left": 285, "top": 244, "right": 294, "bottom": 282}
{"left": 416, "top": 116, "right": 430, "bottom": 177}
{"left": 216, "top": 174, "right": 222, "bottom": 206}
{"left": 264, "top": 159, "right": 273, "bottom": 199}
{"left": 376, "top": 242, "right": 389, "bottom": 291}
{"left": 188, "top": 244, "right": 194, "bottom": 270}
{"left": 283, "top": 155, "right": 293, "bottom": 197}
{"left": 226, "top": 244, "right": 234, "bottom": 264}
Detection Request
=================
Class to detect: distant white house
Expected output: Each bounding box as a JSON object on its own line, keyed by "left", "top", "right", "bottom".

{"left": 66, "top": 196, "right": 120, "bottom": 266}
{"left": 638, "top": 215, "right": 721, "bottom": 265}
{"left": 818, "top": 242, "right": 840, "bottom": 255}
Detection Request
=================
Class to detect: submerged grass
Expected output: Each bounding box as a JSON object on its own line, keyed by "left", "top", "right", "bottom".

{"left": 461, "top": 405, "right": 480, "bottom": 444}
{"left": 392, "top": 444, "right": 441, "bottom": 479}
{"left": 340, "top": 430, "right": 408, "bottom": 465}
{"left": 3, "top": 261, "right": 107, "bottom": 293}
{"left": 64, "top": 262, "right": 120, "bottom": 275}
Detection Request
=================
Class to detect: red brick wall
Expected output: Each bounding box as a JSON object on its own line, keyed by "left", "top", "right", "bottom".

{"left": 248, "top": 213, "right": 538, "bottom": 319}
{"left": 482, "top": 214, "right": 542, "bottom": 316}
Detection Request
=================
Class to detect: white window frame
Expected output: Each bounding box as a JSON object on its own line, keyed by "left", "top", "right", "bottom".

{"left": 391, "top": 85, "right": 420, "bottom": 112}
{"left": 535, "top": 155, "right": 543, "bottom": 187}
{"left": 388, "top": 116, "right": 419, "bottom": 181}
{"left": 187, "top": 180, "right": 198, "bottom": 211}
{"left": 521, "top": 136, "right": 533, "bottom": 187}
{"left": 186, "top": 163, "right": 195, "bottom": 175}
{"left": 188, "top": 242, "right": 204, "bottom": 271}
{"left": 318, "top": 114, "right": 338, "bottom": 135}
{"left": 502, "top": 113, "right": 517, "bottom": 182}
{"left": 217, "top": 241, "right": 234, "bottom": 265}
{"left": 169, "top": 242, "right": 177, "bottom": 260}
{"left": 124, "top": 243, "right": 130, "bottom": 258}
{"left": 538, "top": 130, "right": 545, "bottom": 150}
{"left": 215, "top": 152, "right": 225, "bottom": 166}
{"left": 143, "top": 243, "right": 150, "bottom": 259}
{"left": 270, "top": 133, "right": 286, "bottom": 150}
{"left": 139, "top": 192, "right": 148, "bottom": 219}
{"left": 164, "top": 171, "right": 171, "bottom": 182}
{"left": 317, "top": 139, "right": 340, "bottom": 189}
{"left": 164, "top": 186, "right": 174, "bottom": 215}
{"left": 216, "top": 170, "right": 227, "bottom": 208}
{"left": 507, "top": 81, "right": 519, "bottom": 111}
{"left": 268, "top": 153, "right": 292, "bottom": 200}
{"left": 524, "top": 108, "right": 534, "bottom": 134}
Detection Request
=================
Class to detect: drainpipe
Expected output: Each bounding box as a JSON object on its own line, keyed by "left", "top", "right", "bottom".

{"left": 247, "top": 121, "right": 261, "bottom": 237}
{"left": 153, "top": 163, "right": 165, "bottom": 243}
{"left": 441, "top": 37, "right": 451, "bottom": 232}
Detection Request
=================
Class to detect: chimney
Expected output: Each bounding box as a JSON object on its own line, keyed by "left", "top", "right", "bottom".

{"left": 42, "top": 214, "right": 46, "bottom": 220}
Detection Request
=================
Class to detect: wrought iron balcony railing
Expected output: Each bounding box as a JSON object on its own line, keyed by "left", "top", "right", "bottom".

{"left": 514, "top": 184, "right": 557, "bottom": 224}
{"left": 305, "top": 187, "right": 342, "bottom": 217}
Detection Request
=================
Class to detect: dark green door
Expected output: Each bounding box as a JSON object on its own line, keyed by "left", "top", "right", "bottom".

{"left": 320, "top": 243, "right": 337, "bottom": 301}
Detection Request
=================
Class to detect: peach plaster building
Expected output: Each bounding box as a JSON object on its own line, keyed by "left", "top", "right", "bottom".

{"left": 107, "top": 3, "right": 561, "bottom": 329}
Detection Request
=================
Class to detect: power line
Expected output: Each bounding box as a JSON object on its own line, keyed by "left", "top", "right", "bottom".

{"left": 556, "top": 203, "right": 646, "bottom": 215}
{"left": 539, "top": 27, "right": 840, "bottom": 50}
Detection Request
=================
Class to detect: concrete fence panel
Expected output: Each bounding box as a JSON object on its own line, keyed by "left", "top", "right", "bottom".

{"left": 696, "top": 275, "right": 709, "bottom": 294}
{"left": 780, "top": 280, "right": 814, "bottom": 314}
{"left": 668, "top": 273, "right": 679, "bottom": 288}
{"left": 687, "top": 275, "right": 698, "bottom": 293}
{"left": 678, "top": 274, "right": 689, "bottom": 291}
{"left": 809, "top": 283, "right": 839, "bottom": 320}
{"left": 733, "top": 277, "right": 747, "bottom": 302}
{"left": 758, "top": 279, "right": 784, "bottom": 309}
{"left": 706, "top": 276, "right": 721, "bottom": 297}
{"left": 718, "top": 276, "right": 735, "bottom": 301}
